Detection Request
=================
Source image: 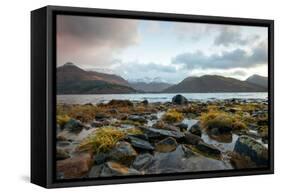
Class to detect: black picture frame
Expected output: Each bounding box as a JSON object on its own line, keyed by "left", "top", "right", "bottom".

{"left": 31, "top": 5, "right": 274, "bottom": 188}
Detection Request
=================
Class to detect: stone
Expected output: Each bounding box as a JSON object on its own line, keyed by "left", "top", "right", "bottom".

{"left": 109, "top": 141, "right": 137, "bottom": 165}
{"left": 132, "top": 153, "right": 154, "bottom": 170}
{"left": 88, "top": 164, "right": 104, "bottom": 178}
{"left": 56, "top": 153, "right": 92, "bottom": 179}
{"left": 195, "top": 142, "right": 221, "bottom": 157}
{"left": 64, "top": 118, "right": 84, "bottom": 133}
{"left": 93, "top": 152, "right": 109, "bottom": 165}
{"left": 229, "top": 152, "right": 256, "bottom": 169}
{"left": 152, "top": 121, "right": 180, "bottom": 132}
{"left": 234, "top": 135, "right": 268, "bottom": 166}
{"left": 175, "top": 123, "right": 188, "bottom": 131}
{"left": 100, "top": 162, "right": 141, "bottom": 177}
{"left": 140, "top": 127, "right": 185, "bottom": 140}
{"left": 108, "top": 99, "right": 133, "bottom": 107}
{"left": 155, "top": 137, "right": 178, "bottom": 152}
{"left": 128, "top": 136, "right": 154, "bottom": 151}
{"left": 127, "top": 115, "right": 147, "bottom": 123}
{"left": 95, "top": 113, "right": 110, "bottom": 120}
{"left": 182, "top": 132, "right": 203, "bottom": 145}
{"left": 189, "top": 123, "right": 202, "bottom": 137}
{"left": 56, "top": 148, "right": 70, "bottom": 160}
{"left": 172, "top": 94, "right": 188, "bottom": 105}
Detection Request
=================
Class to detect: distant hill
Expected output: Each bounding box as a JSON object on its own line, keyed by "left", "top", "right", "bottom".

{"left": 246, "top": 74, "right": 268, "bottom": 88}
{"left": 57, "top": 63, "right": 136, "bottom": 94}
{"left": 130, "top": 82, "right": 172, "bottom": 93}
{"left": 163, "top": 75, "right": 267, "bottom": 93}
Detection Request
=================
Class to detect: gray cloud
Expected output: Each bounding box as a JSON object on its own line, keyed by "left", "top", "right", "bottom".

{"left": 172, "top": 40, "right": 267, "bottom": 70}
{"left": 214, "top": 26, "right": 260, "bottom": 46}
{"left": 57, "top": 15, "right": 139, "bottom": 67}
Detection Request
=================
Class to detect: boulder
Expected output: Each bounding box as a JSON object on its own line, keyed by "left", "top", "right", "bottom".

{"left": 88, "top": 164, "right": 104, "bottom": 178}
{"left": 91, "top": 120, "right": 110, "bottom": 128}
{"left": 127, "top": 136, "right": 154, "bottom": 151}
{"left": 182, "top": 132, "right": 203, "bottom": 145}
{"left": 100, "top": 161, "right": 141, "bottom": 177}
{"left": 109, "top": 141, "right": 137, "bottom": 165}
{"left": 95, "top": 113, "right": 110, "bottom": 120}
{"left": 172, "top": 94, "right": 188, "bottom": 105}
{"left": 127, "top": 115, "right": 147, "bottom": 123}
{"left": 140, "top": 127, "right": 185, "bottom": 140}
{"left": 132, "top": 153, "right": 154, "bottom": 170}
{"left": 141, "top": 99, "right": 149, "bottom": 105}
{"left": 56, "top": 153, "right": 92, "bottom": 179}
{"left": 229, "top": 152, "right": 256, "bottom": 169}
{"left": 195, "top": 142, "right": 221, "bottom": 157}
{"left": 152, "top": 121, "right": 180, "bottom": 132}
{"left": 234, "top": 135, "right": 268, "bottom": 166}
{"left": 155, "top": 137, "right": 178, "bottom": 152}
{"left": 93, "top": 152, "right": 110, "bottom": 165}
{"left": 108, "top": 99, "right": 134, "bottom": 107}
{"left": 175, "top": 123, "right": 188, "bottom": 131}
{"left": 64, "top": 119, "right": 84, "bottom": 133}
{"left": 189, "top": 123, "right": 202, "bottom": 137}
{"left": 56, "top": 148, "right": 70, "bottom": 160}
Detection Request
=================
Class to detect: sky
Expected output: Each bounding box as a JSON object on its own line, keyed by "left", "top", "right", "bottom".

{"left": 57, "top": 15, "right": 268, "bottom": 84}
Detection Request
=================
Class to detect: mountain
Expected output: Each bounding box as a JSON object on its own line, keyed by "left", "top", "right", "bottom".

{"left": 57, "top": 63, "right": 136, "bottom": 94}
{"left": 130, "top": 82, "right": 172, "bottom": 93}
{"left": 163, "top": 75, "right": 267, "bottom": 93}
{"left": 246, "top": 74, "right": 268, "bottom": 88}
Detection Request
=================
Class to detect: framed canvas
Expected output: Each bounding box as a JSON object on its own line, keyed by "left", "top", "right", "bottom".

{"left": 31, "top": 5, "right": 274, "bottom": 188}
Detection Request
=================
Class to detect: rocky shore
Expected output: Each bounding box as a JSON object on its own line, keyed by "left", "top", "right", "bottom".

{"left": 56, "top": 95, "right": 269, "bottom": 179}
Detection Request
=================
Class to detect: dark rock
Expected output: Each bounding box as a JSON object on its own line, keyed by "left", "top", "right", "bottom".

{"left": 155, "top": 137, "right": 178, "bottom": 152}
{"left": 182, "top": 132, "right": 203, "bottom": 145}
{"left": 109, "top": 141, "right": 137, "bottom": 165}
{"left": 189, "top": 123, "right": 202, "bottom": 137}
{"left": 108, "top": 99, "right": 133, "bottom": 107}
{"left": 56, "top": 153, "right": 92, "bottom": 179}
{"left": 141, "top": 99, "right": 149, "bottom": 105}
{"left": 108, "top": 109, "right": 119, "bottom": 114}
{"left": 150, "top": 114, "right": 158, "bottom": 120}
{"left": 95, "top": 113, "right": 110, "bottom": 120}
{"left": 234, "top": 135, "right": 268, "bottom": 166}
{"left": 64, "top": 119, "right": 84, "bottom": 133}
{"left": 195, "top": 142, "right": 221, "bottom": 157}
{"left": 93, "top": 152, "right": 110, "bottom": 164}
{"left": 56, "top": 148, "right": 70, "bottom": 160}
{"left": 88, "top": 164, "right": 104, "bottom": 178}
{"left": 146, "top": 145, "right": 195, "bottom": 174}
{"left": 132, "top": 153, "right": 154, "bottom": 170}
{"left": 172, "top": 94, "right": 188, "bottom": 105}
{"left": 127, "top": 136, "right": 154, "bottom": 151}
{"left": 229, "top": 152, "right": 256, "bottom": 169}
{"left": 152, "top": 121, "right": 180, "bottom": 132}
{"left": 175, "top": 123, "right": 188, "bottom": 131}
{"left": 140, "top": 127, "right": 185, "bottom": 140}
{"left": 127, "top": 115, "right": 147, "bottom": 123}
{"left": 100, "top": 162, "right": 140, "bottom": 177}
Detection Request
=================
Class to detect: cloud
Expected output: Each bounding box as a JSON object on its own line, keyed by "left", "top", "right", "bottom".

{"left": 172, "top": 40, "right": 267, "bottom": 70}
{"left": 214, "top": 26, "right": 260, "bottom": 46}
{"left": 57, "top": 15, "right": 139, "bottom": 67}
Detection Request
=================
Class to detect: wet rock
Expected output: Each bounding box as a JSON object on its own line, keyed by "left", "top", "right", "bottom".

{"left": 100, "top": 161, "right": 141, "bottom": 177}
{"left": 132, "top": 153, "right": 154, "bottom": 170}
{"left": 234, "top": 135, "right": 268, "bottom": 166}
{"left": 128, "top": 115, "right": 147, "bottom": 123}
{"left": 152, "top": 121, "right": 180, "bottom": 131}
{"left": 88, "top": 164, "right": 104, "bottom": 178}
{"left": 64, "top": 119, "right": 84, "bottom": 133}
{"left": 95, "top": 113, "right": 110, "bottom": 120}
{"left": 229, "top": 152, "right": 256, "bottom": 169}
{"left": 175, "top": 123, "right": 188, "bottom": 131}
{"left": 108, "top": 99, "right": 134, "bottom": 107}
{"left": 141, "top": 99, "right": 149, "bottom": 105}
{"left": 56, "top": 148, "right": 70, "bottom": 160}
{"left": 146, "top": 145, "right": 194, "bottom": 174}
{"left": 140, "top": 127, "right": 185, "bottom": 140}
{"left": 109, "top": 141, "right": 137, "bottom": 165}
{"left": 195, "top": 142, "right": 221, "bottom": 157}
{"left": 182, "top": 132, "right": 203, "bottom": 145}
{"left": 155, "top": 137, "right": 178, "bottom": 152}
{"left": 93, "top": 152, "right": 109, "bottom": 165}
{"left": 56, "top": 153, "right": 92, "bottom": 179}
{"left": 189, "top": 123, "right": 202, "bottom": 137}
{"left": 128, "top": 136, "right": 154, "bottom": 151}
{"left": 172, "top": 94, "right": 188, "bottom": 105}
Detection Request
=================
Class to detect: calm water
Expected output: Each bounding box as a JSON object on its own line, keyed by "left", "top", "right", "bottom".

{"left": 57, "top": 92, "right": 268, "bottom": 105}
